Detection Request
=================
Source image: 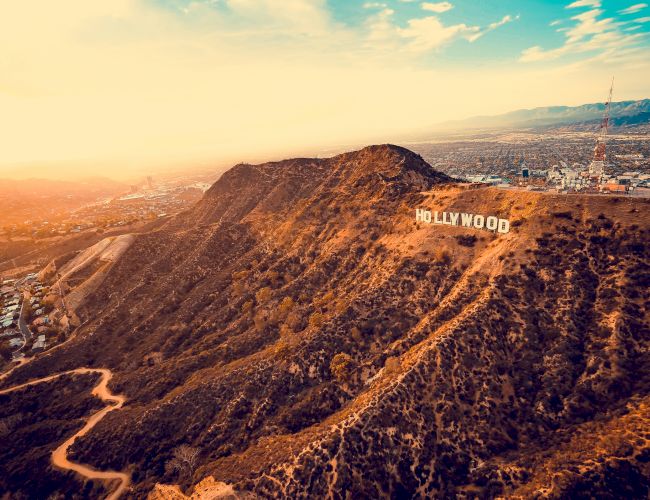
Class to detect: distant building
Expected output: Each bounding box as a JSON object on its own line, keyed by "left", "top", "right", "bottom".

{"left": 588, "top": 160, "right": 605, "bottom": 177}
{"left": 600, "top": 183, "right": 627, "bottom": 193}
{"left": 32, "top": 335, "right": 47, "bottom": 352}
{"left": 616, "top": 154, "right": 644, "bottom": 160}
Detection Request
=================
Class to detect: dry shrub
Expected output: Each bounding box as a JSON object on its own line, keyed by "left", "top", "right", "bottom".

{"left": 256, "top": 286, "right": 272, "bottom": 304}
{"left": 308, "top": 312, "right": 324, "bottom": 329}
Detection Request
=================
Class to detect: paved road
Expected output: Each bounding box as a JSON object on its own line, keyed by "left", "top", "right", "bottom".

{"left": 14, "top": 296, "right": 33, "bottom": 354}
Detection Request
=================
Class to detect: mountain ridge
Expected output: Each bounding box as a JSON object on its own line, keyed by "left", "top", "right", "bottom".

{"left": 1, "top": 145, "right": 648, "bottom": 499}
{"left": 430, "top": 98, "right": 650, "bottom": 133}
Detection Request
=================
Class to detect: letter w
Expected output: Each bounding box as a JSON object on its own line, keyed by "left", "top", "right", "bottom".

{"left": 461, "top": 213, "right": 473, "bottom": 227}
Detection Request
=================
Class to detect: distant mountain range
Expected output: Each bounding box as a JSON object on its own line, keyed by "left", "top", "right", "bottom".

{"left": 434, "top": 99, "right": 650, "bottom": 132}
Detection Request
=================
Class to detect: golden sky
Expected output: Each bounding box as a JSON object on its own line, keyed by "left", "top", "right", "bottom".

{"left": 1, "top": 0, "right": 649, "bottom": 180}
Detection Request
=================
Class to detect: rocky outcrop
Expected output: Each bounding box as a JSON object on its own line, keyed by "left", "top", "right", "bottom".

{"left": 149, "top": 477, "right": 238, "bottom": 500}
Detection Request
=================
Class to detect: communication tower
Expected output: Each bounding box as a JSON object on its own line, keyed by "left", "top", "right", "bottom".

{"left": 588, "top": 77, "right": 614, "bottom": 180}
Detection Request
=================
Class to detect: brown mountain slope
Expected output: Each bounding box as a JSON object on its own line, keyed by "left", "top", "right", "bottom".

{"left": 1, "top": 145, "right": 648, "bottom": 499}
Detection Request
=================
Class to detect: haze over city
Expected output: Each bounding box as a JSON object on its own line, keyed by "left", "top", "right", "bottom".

{"left": 2, "top": 0, "right": 650, "bottom": 180}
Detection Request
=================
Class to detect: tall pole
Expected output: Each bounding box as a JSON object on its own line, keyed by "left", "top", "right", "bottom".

{"left": 601, "top": 76, "right": 614, "bottom": 143}
{"left": 593, "top": 77, "right": 614, "bottom": 164}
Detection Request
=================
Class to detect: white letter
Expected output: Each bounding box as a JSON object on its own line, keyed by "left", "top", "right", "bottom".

{"left": 424, "top": 210, "right": 432, "bottom": 223}
{"left": 434, "top": 211, "right": 441, "bottom": 224}
{"left": 486, "top": 216, "right": 498, "bottom": 231}
{"left": 416, "top": 209, "right": 425, "bottom": 222}
{"left": 461, "top": 213, "right": 473, "bottom": 227}
{"left": 443, "top": 212, "right": 450, "bottom": 225}
{"left": 449, "top": 213, "right": 459, "bottom": 226}
{"left": 498, "top": 219, "right": 510, "bottom": 234}
{"left": 473, "top": 215, "right": 485, "bottom": 229}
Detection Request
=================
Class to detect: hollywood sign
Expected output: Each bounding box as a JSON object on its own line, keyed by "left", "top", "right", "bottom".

{"left": 416, "top": 209, "right": 510, "bottom": 234}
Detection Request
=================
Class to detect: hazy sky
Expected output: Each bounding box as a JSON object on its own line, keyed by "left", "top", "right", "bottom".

{"left": 1, "top": 0, "right": 649, "bottom": 180}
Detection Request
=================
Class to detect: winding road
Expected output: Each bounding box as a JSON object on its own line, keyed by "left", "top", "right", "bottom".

{"left": 0, "top": 368, "right": 130, "bottom": 499}
{"left": 14, "top": 296, "right": 33, "bottom": 355}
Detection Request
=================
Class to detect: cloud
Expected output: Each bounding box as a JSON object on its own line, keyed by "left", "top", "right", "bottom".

{"left": 365, "top": 7, "right": 478, "bottom": 52}
{"left": 398, "top": 16, "right": 479, "bottom": 51}
{"left": 634, "top": 15, "right": 650, "bottom": 21}
{"left": 550, "top": 19, "right": 562, "bottom": 26}
{"left": 566, "top": 0, "right": 601, "bottom": 8}
{"left": 1, "top": 0, "right": 649, "bottom": 175}
{"left": 489, "top": 14, "right": 517, "bottom": 30}
{"left": 369, "top": 8, "right": 517, "bottom": 52}
{"left": 520, "top": 6, "right": 644, "bottom": 62}
{"left": 619, "top": 3, "right": 648, "bottom": 15}
{"left": 421, "top": 2, "right": 453, "bottom": 13}
{"left": 363, "top": 2, "right": 386, "bottom": 8}
{"left": 466, "top": 14, "right": 518, "bottom": 42}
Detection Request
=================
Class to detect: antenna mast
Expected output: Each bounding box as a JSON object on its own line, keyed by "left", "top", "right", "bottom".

{"left": 593, "top": 77, "right": 614, "bottom": 163}
{"left": 589, "top": 78, "right": 614, "bottom": 182}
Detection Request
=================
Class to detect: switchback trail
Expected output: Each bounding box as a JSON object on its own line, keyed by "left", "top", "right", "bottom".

{"left": 0, "top": 368, "right": 130, "bottom": 499}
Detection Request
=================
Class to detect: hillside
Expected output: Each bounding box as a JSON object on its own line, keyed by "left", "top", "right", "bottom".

{"left": 1, "top": 145, "right": 649, "bottom": 499}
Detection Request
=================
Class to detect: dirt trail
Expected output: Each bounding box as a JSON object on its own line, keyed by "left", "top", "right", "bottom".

{"left": 0, "top": 368, "right": 130, "bottom": 499}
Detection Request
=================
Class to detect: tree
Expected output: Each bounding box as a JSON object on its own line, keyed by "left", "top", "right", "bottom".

{"left": 308, "top": 312, "right": 324, "bottom": 329}
{"left": 0, "top": 343, "right": 12, "bottom": 362}
{"left": 330, "top": 353, "right": 356, "bottom": 384}
{"left": 165, "top": 445, "right": 200, "bottom": 478}
{"left": 256, "top": 286, "right": 272, "bottom": 304}
{"left": 22, "top": 302, "right": 32, "bottom": 322}
{"left": 241, "top": 300, "right": 253, "bottom": 316}
{"left": 278, "top": 297, "right": 295, "bottom": 318}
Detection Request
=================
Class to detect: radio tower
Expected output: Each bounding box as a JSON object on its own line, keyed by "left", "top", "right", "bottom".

{"left": 589, "top": 77, "right": 614, "bottom": 180}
